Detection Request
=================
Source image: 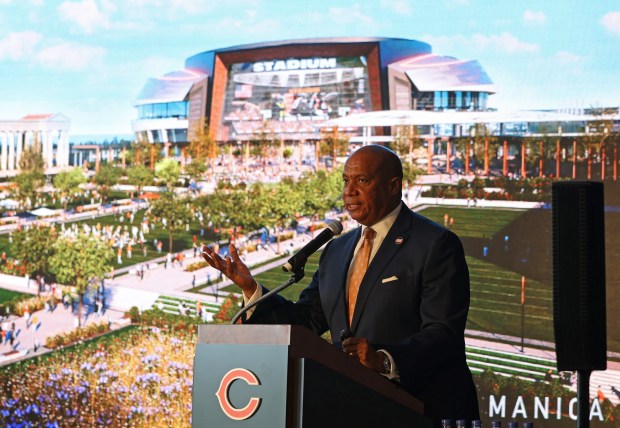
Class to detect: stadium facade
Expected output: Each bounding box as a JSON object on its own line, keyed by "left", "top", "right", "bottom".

{"left": 131, "top": 37, "right": 495, "bottom": 148}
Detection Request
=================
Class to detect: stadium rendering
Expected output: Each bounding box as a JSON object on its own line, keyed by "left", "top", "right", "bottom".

{"left": 131, "top": 37, "right": 496, "bottom": 148}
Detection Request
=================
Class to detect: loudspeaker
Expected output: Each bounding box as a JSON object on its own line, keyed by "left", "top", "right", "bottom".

{"left": 552, "top": 181, "right": 606, "bottom": 371}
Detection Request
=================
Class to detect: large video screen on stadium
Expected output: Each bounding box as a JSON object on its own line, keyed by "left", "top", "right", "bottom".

{"left": 218, "top": 56, "right": 371, "bottom": 141}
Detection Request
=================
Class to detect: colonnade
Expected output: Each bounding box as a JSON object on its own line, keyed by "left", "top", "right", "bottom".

{"left": 0, "top": 115, "right": 70, "bottom": 173}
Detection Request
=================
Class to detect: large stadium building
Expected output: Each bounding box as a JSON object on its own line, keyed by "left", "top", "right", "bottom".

{"left": 131, "top": 37, "right": 495, "bottom": 149}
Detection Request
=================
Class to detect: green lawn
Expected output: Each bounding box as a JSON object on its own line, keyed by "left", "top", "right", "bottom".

{"left": 0, "top": 288, "right": 27, "bottom": 305}
{"left": 467, "top": 256, "right": 553, "bottom": 342}
{"left": 417, "top": 206, "right": 524, "bottom": 239}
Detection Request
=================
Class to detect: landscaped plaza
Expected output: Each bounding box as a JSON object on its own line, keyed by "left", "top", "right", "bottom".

{"left": 0, "top": 117, "right": 620, "bottom": 426}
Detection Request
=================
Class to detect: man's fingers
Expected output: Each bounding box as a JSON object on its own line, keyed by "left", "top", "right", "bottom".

{"left": 229, "top": 244, "right": 242, "bottom": 262}
{"left": 201, "top": 246, "right": 223, "bottom": 268}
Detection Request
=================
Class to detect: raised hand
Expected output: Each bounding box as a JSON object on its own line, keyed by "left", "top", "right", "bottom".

{"left": 201, "top": 243, "right": 258, "bottom": 298}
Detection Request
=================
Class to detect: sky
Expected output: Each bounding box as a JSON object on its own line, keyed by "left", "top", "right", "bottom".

{"left": 0, "top": 0, "right": 619, "bottom": 138}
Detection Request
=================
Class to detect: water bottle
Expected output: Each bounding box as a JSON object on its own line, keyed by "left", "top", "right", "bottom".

{"left": 491, "top": 422, "right": 501, "bottom": 428}
{"left": 507, "top": 422, "right": 518, "bottom": 428}
{"left": 523, "top": 423, "right": 534, "bottom": 428}
{"left": 456, "top": 420, "right": 467, "bottom": 428}
{"left": 472, "top": 420, "right": 482, "bottom": 428}
{"left": 441, "top": 419, "right": 453, "bottom": 428}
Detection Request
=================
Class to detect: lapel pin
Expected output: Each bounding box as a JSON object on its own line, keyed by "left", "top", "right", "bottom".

{"left": 395, "top": 237, "right": 404, "bottom": 245}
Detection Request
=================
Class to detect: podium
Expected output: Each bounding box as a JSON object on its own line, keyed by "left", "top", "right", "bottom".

{"left": 192, "top": 324, "right": 431, "bottom": 428}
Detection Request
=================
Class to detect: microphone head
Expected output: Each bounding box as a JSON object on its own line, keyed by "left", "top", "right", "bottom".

{"left": 326, "top": 220, "right": 344, "bottom": 236}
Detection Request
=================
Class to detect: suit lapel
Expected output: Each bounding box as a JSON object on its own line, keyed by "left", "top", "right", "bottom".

{"left": 350, "top": 205, "right": 412, "bottom": 332}
{"left": 324, "top": 228, "right": 360, "bottom": 332}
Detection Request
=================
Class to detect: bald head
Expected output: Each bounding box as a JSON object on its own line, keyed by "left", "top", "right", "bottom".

{"left": 350, "top": 145, "right": 403, "bottom": 181}
{"left": 342, "top": 145, "right": 403, "bottom": 226}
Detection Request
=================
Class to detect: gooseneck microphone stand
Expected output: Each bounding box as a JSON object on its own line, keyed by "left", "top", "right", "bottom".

{"left": 230, "top": 268, "right": 305, "bottom": 325}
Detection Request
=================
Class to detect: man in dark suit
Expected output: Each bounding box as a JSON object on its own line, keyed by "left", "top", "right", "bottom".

{"left": 202, "top": 145, "right": 479, "bottom": 425}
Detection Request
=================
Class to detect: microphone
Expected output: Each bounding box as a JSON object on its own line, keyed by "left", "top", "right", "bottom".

{"left": 282, "top": 220, "right": 344, "bottom": 273}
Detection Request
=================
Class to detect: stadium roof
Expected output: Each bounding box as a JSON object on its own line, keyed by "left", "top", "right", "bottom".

{"left": 198, "top": 37, "right": 431, "bottom": 54}
{"left": 389, "top": 54, "right": 496, "bottom": 93}
{"left": 134, "top": 69, "right": 206, "bottom": 106}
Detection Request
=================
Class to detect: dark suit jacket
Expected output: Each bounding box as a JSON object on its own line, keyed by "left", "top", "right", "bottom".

{"left": 248, "top": 203, "right": 479, "bottom": 425}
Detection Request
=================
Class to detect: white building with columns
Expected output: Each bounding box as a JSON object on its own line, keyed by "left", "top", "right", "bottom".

{"left": 0, "top": 114, "right": 71, "bottom": 178}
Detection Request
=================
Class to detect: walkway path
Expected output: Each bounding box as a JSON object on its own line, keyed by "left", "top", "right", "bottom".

{"left": 0, "top": 299, "right": 127, "bottom": 366}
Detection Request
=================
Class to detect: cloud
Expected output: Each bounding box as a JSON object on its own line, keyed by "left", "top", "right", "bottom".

{"left": 34, "top": 42, "right": 106, "bottom": 71}
{"left": 170, "top": 0, "right": 212, "bottom": 14}
{"left": 380, "top": 0, "right": 412, "bottom": 16}
{"left": 554, "top": 51, "right": 582, "bottom": 65}
{"left": 328, "top": 4, "right": 376, "bottom": 27}
{"left": 0, "top": 31, "right": 42, "bottom": 61}
{"left": 57, "top": 0, "right": 115, "bottom": 34}
{"left": 524, "top": 10, "right": 546, "bottom": 26}
{"left": 423, "top": 32, "right": 539, "bottom": 55}
{"left": 473, "top": 33, "right": 539, "bottom": 53}
{"left": 601, "top": 11, "right": 620, "bottom": 36}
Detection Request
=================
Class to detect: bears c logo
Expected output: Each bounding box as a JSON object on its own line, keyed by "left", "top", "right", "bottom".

{"left": 215, "top": 368, "right": 262, "bottom": 420}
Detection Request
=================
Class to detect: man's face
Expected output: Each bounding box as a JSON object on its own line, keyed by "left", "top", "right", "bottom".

{"left": 342, "top": 150, "right": 399, "bottom": 226}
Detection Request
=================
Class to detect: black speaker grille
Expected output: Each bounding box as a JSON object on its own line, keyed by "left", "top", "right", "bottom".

{"left": 552, "top": 181, "right": 606, "bottom": 371}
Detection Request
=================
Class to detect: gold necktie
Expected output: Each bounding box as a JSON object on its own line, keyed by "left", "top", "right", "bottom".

{"left": 348, "top": 227, "right": 376, "bottom": 326}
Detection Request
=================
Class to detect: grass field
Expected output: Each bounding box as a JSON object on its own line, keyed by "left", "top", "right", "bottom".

{"left": 415, "top": 206, "right": 525, "bottom": 239}
{"left": 466, "top": 256, "right": 553, "bottom": 341}
{"left": 0, "top": 288, "right": 27, "bottom": 306}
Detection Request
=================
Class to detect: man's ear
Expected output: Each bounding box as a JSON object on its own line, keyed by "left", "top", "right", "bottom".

{"left": 388, "top": 177, "right": 401, "bottom": 195}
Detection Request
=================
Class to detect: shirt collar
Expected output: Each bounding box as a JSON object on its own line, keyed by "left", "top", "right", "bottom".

{"left": 361, "top": 203, "right": 402, "bottom": 240}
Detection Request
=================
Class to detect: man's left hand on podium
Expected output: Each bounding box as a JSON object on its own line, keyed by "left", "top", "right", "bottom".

{"left": 342, "top": 337, "right": 384, "bottom": 373}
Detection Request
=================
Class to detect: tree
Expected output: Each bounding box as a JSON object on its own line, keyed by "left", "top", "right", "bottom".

{"left": 126, "top": 139, "right": 154, "bottom": 167}
{"left": 185, "top": 160, "right": 207, "bottom": 182}
{"left": 14, "top": 144, "right": 46, "bottom": 209}
{"left": 392, "top": 125, "right": 423, "bottom": 163}
{"left": 150, "top": 191, "right": 192, "bottom": 252}
{"left": 93, "top": 164, "right": 122, "bottom": 204}
{"left": 187, "top": 124, "right": 217, "bottom": 169}
{"left": 319, "top": 129, "right": 349, "bottom": 169}
{"left": 402, "top": 161, "right": 422, "bottom": 188}
{"left": 154, "top": 158, "right": 180, "bottom": 189}
{"left": 249, "top": 126, "right": 279, "bottom": 169}
{"left": 49, "top": 234, "right": 113, "bottom": 326}
{"left": 12, "top": 224, "right": 58, "bottom": 296}
{"left": 53, "top": 168, "right": 86, "bottom": 210}
{"left": 299, "top": 168, "right": 343, "bottom": 218}
{"left": 126, "top": 165, "right": 154, "bottom": 198}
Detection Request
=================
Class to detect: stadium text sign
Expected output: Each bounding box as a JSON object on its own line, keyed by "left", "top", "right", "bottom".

{"left": 252, "top": 57, "right": 337, "bottom": 72}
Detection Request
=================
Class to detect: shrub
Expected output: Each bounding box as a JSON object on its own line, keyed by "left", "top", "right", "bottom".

{"left": 185, "top": 260, "right": 209, "bottom": 272}
{"left": 126, "top": 306, "right": 202, "bottom": 332}
{"left": 44, "top": 321, "right": 111, "bottom": 349}
{"left": 211, "top": 295, "right": 242, "bottom": 324}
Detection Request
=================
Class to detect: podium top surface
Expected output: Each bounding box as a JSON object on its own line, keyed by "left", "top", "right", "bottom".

{"left": 197, "top": 324, "right": 295, "bottom": 345}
